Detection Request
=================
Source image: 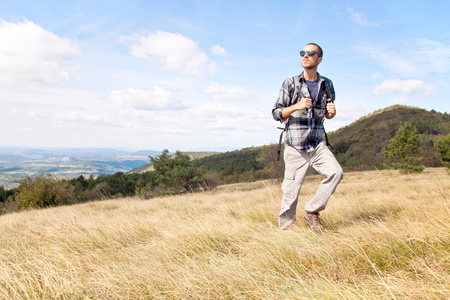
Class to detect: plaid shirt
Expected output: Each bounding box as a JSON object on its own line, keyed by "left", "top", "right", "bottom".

{"left": 272, "top": 72, "right": 335, "bottom": 153}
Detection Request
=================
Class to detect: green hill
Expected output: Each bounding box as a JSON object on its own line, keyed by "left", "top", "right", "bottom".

{"left": 327, "top": 105, "right": 450, "bottom": 171}
{"left": 197, "top": 105, "right": 449, "bottom": 177}
{"left": 124, "top": 105, "right": 449, "bottom": 184}
{"left": 196, "top": 147, "right": 264, "bottom": 176}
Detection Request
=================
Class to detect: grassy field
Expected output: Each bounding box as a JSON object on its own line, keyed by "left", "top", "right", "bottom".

{"left": 0, "top": 168, "right": 449, "bottom": 299}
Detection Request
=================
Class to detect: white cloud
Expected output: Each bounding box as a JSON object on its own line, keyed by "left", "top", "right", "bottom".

{"left": 361, "top": 39, "right": 450, "bottom": 77}
{"left": 204, "top": 82, "right": 252, "bottom": 100}
{"left": 126, "top": 31, "right": 218, "bottom": 76}
{"left": 108, "top": 87, "right": 186, "bottom": 110}
{"left": 211, "top": 45, "right": 227, "bottom": 57}
{"left": 374, "top": 79, "right": 438, "bottom": 96}
{"left": 56, "top": 111, "right": 115, "bottom": 127}
{"left": 188, "top": 102, "right": 268, "bottom": 132}
{"left": 414, "top": 38, "right": 450, "bottom": 73}
{"left": 348, "top": 8, "right": 379, "bottom": 27}
{"left": 0, "top": 19, "right": 80, "bottom": 85}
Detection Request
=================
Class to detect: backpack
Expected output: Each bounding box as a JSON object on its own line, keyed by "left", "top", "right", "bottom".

{"left": 276, "top": 75, "right": 334, "bottom": 161}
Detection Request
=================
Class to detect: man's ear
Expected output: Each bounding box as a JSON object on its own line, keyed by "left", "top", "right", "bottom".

{"left": 318, "top": 57, "right": 323, "bottom": 64}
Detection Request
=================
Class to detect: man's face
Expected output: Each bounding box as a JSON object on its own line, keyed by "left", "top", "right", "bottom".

{"left": 301, "top": 44, "right": 322, "bottom": 70}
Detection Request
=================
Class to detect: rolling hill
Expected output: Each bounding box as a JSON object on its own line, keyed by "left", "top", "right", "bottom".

{"left": 196, "top": 105, "right": 449, "bottom": 176}
{"left": 327, "top": 105, "right": 450, "bottom": 170}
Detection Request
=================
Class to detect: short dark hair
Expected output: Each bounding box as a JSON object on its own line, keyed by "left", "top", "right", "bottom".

{"left": 306, "top": 43, "right": 323, "bottom": 57}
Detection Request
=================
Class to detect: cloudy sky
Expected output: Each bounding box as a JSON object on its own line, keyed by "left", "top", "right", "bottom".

{"left": 1, "top": 0, "right": 449, "bottom": 152}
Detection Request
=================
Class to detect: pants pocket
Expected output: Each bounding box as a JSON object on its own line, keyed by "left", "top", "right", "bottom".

{"left": 282, "top": 169, "right": 296, "bottom": 200}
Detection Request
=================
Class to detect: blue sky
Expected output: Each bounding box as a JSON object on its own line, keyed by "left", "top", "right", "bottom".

{"left": 1, "top": 0, "right": 449, "bottom": 151}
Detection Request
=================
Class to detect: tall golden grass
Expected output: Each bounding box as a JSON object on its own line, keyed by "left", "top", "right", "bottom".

{"left": 0, "top": 168, "right": 449, "bottom": 299}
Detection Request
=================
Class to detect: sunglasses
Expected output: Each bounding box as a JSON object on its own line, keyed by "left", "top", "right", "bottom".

{"left": 300, "top": 50, "right": 321, "bottom": 57}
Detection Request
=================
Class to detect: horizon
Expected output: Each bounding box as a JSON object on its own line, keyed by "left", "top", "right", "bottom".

{"left": 1, "top": 104, "right": 446, "bottom": 153}
{"left": 1, "top": 1, "right": 449, "bottom": 151}
{"left": 0, "top": 145, "right": 234, "bottom": 153}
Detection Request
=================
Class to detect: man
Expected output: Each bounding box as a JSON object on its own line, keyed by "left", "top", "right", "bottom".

{"left": 272, "top": 43, "right": 343, "bottom": 232}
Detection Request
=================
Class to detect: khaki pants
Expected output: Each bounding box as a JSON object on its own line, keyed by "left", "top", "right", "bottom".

{"left": 279, "top": 142, "right": 343, "bottom": 230}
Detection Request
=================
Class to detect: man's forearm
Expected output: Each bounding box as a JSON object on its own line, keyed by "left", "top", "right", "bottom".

{"left": 281, "top": 97, "right": 311, "bottom": 118}
{"left": 281, "top": 105, "right": 299, "bottom": 119}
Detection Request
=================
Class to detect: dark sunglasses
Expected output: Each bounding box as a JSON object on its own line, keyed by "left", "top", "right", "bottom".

{"left": 300, "top": 50, "right": 321, "bottom": 57}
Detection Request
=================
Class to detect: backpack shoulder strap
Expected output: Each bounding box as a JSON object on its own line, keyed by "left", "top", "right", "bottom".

{"left": 321, "top": 77, "right": 336, "bottom": 150}
{"left": 277, "top": 75, "right": 302, "bottom": 161}
{"left": 322, "top": 77, "right": 335, "bottom": 103}
{"left": 292, "top": 75, "right": 301, "bottom": 104}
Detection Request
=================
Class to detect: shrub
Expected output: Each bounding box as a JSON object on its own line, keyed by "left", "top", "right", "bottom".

{"left": 150, "top": 150, "right": 206, "bottom": 194}
{"left": 434, "top": 134, "right": 450, "bottom": 169}
{"left": 83, "top": 182, "right": 110, "bottom": 201}
{"left": 382, "top": 122, "right": 424, "bottom": 172}
{"left": 256, "top": 144, "right": 284, "bottom": 180}
{"left": 15, "top": 173, "right": 75, "bottom": 209}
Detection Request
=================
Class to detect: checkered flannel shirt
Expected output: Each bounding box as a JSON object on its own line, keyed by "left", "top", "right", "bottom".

{"left": 272, "top": 72, "right": 335, "bottom": 153}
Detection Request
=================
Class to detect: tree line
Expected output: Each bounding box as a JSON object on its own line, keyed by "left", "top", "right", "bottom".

{"left": 1, "top": 123, "right": 449, "bottom": 215}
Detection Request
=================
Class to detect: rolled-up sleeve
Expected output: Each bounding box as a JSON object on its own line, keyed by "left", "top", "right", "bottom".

{"left": 272, "top": 78, "right": 294, "bottom": 122}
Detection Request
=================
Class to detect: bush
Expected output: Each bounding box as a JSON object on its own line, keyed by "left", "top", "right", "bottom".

{"left": 150, "top": 150, "right": 206, "bottom": 194}
{"left": 203, "top": 170, "right": 221, "bottom": 189}
{"left": 0, "top": 186, "right": 15, "bottom": 203}
{"left": 256, "top": 144, "right": 284, "bottom": 180}
{"left": 434, "top": 134, "right": 450, "bottom": 169}
{"left": 382, "top": 122, "right": 424, "bottom": 172}
{"left": 83, "top": 182, "right": 110, "bottom": 201}
{"left": 15, "top": 174, "right": 75, "bottom": 209}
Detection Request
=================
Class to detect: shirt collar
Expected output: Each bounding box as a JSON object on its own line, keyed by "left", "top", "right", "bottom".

{"left": 299, "top": 71, "right": 323, "bottom": 83}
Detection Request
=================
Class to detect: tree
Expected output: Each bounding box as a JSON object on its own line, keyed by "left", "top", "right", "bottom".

{"left": 434, "top": 134, "right": 450, "bottom": 169}
{"left": 15, "top": 173, "right": 75, "bottom": 209}
{"left": 1, "top": 184, "right": 15, "bottom": 198}
{"left": 257, "top": 144, "right": 285, "bottom": 180}
{"left": 0, "top": 186, "right": 7, "bottom": 202}
{"left": 150, "top": 150, "right": 206, "bottom": 193}
{"left": 382, "top": 122, "right": 424, "bottom": 172}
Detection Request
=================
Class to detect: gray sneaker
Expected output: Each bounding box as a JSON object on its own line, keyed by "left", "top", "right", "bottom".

{"left": 304, "top": 212, "right": 324, "bottom": 233}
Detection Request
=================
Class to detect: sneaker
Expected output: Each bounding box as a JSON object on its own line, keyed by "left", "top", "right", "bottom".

{"left": 304, "top": 212, "right": 324, "bottom": 233}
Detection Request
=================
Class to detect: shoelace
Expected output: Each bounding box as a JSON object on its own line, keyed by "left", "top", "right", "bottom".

{"left": 312, "top": 214, "right": 322, "bottom": 227}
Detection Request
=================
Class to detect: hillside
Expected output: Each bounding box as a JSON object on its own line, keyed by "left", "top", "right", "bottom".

{"left": 327, "top": 105, "right": 450, "bottom": 170}
{"left": 0, "top": 168, "right": 448, "bottom": 298}
{"left": 196, "top": 147, "right": 264, "bottom": 175}
{"left": 197, "top": 105, "right": 450, "bottom": 176}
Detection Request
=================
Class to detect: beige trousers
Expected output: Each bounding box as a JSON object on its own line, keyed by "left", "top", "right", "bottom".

{"left": 279, "top": 142, "right": 343, "bottom": 230}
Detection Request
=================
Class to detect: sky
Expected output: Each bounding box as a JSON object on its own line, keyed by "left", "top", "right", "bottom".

{"left": 1, "top": 0, "right": 449, "bottom": 152}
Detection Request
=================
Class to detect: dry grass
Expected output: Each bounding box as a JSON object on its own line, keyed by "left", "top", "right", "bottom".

{"left": 0, "top": 168, "right": 449, "bottom": 299}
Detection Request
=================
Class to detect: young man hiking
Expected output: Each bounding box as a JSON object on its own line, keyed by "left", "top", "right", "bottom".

{"left": 272, "top": 43, "right": 343, "bottom": 232}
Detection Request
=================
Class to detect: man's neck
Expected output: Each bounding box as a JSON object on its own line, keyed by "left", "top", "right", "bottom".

{"left": 303, "top": 69, "right": 318, "bottom": 81}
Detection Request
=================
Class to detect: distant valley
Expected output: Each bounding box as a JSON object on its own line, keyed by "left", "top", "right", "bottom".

{"left": 0, "top": 147, "right": 162, "bottom": 189}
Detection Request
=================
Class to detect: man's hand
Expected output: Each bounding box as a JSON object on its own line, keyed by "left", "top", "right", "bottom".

{"left": 298, "top": 97, "right": 312, "bottom": 110}
{"left": 325, "top": 99, "right": 336, "bottom": 119}
{"left": 281, "top": 97, "right": 312, "bottom": 119}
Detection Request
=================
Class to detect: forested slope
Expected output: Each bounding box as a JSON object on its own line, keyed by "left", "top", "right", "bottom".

{"left": 327, "top": 105, "right": 450, "bottom": 170}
